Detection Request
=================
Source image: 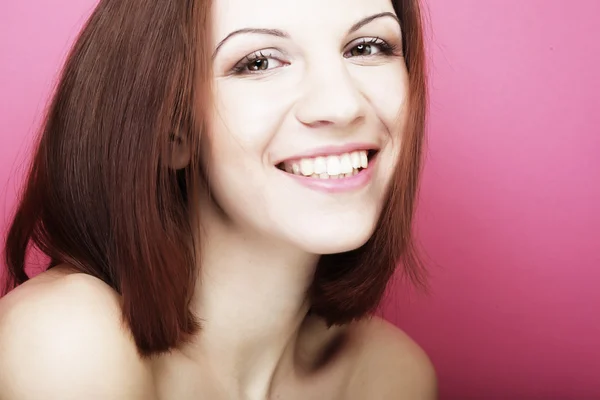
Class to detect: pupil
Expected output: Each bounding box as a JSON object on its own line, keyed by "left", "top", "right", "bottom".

{"left": 250, "top": 59, "right": 268, "bottom": 71}
{"left": 354, "top": 44, "right": 371, "bottom": 56}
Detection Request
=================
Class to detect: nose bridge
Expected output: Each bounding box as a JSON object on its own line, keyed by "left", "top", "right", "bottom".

{"left": 294, "top": 55, "right": 365, "bottom": 127}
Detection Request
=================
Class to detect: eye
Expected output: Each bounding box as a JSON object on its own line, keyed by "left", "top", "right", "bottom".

{"left": 343, "top": 37, "right": 399, "bottom": 58}
{"left": 232, "top": 51, "right": 286, "bottom": 75}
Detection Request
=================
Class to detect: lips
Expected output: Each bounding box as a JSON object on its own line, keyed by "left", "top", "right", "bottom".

{"left": 276, "top": 149, "right": 379, "bottom": 179}
{"left": 276, "top": 150, "right": 379, "bottom": 193}
{"left": 274, "top": 142, "right": 380, "bottom": 179}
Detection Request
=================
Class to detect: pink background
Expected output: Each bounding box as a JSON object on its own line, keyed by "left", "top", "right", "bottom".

{"left": 1, "top": 1, "right": 599, "bottom": 399}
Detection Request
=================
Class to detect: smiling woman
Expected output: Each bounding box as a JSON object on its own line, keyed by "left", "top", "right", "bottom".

{"left": 0, "top": 0, "right": 434, "bottom": 399}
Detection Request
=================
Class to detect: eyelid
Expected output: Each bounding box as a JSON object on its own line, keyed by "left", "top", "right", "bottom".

{"left": 343, "top": 36, "right": 401, "bottom": 57}
{"left": 239, "top": 48, "right": 285, "bottom": 62}
{"left": 230, "top": 48, "right": 288, "bottom": 74}
{"left": 244, "top": 50, "right": 271, "bottom": 62}
{"left": 228, "top": 35, "right": 401, "bottom": 75}
{"left": 345, "top": 36, "right": 391, "bottom": 49}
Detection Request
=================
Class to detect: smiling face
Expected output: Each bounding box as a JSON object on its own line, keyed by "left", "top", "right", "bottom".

{"left": 202, "top": 0, "right": 409, "bottom": 254}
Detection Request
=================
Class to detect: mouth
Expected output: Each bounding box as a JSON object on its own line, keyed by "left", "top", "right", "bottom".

{"left": 275, "top": 149, "right": 379, "bottom": 179}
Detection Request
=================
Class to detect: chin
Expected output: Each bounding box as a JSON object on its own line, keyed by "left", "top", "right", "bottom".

{"left": 271, "top": 204, "right": 383, "bottom": 255}
{"left": 293, "top": 224, "right": 377, "bottom": 255}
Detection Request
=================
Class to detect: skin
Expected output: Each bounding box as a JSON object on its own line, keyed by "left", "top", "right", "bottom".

{"left": 0, "top": 0, "right": 437, "bottom": 399}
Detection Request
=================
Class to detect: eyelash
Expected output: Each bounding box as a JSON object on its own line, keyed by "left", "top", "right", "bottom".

{"left": 231, "top": 50, "right": 275, "bottom": 74}
{"left": 344, "top": 37, "right": 400, "bottom": 58}
{"left": 230, "top": 37, "right": 401, "bottom": 75}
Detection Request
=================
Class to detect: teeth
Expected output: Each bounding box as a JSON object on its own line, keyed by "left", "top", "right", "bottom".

{"left": 350, "top": 152, "right": 361, "bottom": 169}
{"left": 300, "top": 158, "right": 314, "bottom": 176}
{"left": 340, "top": 154, "right": 353, "bottom": 174}
{"left": 283, "top": 150, "right": 371, "bottom": 179}
{"left": 313, "top": 157, "right": 327, "bottom": 174}
{"left": 360, "top": 152, "right": 368, "bottom": 168}
{"left": 326, "top": 156, "right": 341, "bottom": 175}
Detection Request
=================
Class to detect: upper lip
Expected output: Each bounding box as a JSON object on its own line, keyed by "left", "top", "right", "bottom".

{"left": 274, "top": 143, "right": 380, "bottom": 164}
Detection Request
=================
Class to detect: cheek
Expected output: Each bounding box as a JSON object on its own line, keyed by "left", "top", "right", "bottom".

{"left": 211, "top": 79, "right": 292, "bottom": 156}
{"left": 356, "top": 63, "right": 409, "bottom": 137}
{"left": 203, "top": 83, "right": 283, "bottom": 203}
{"left": 355, "top": 64, "right": 409, "bottom": 177}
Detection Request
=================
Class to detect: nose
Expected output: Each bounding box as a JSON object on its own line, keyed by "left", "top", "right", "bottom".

{"left": 294, "top": 59, "right": 365, "bottom": 129}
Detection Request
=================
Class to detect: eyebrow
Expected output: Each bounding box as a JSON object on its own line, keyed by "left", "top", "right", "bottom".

{"left": 212, "top": 11, "right": 400, "bottom": 58}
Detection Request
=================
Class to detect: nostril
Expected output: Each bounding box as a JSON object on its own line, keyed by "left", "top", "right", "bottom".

{"left": 300, "top": 120, "right": 335, "bottom": 129}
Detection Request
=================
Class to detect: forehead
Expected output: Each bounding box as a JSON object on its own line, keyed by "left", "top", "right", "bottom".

{"left": 212, "top": 0, "right": 396, "bottom": 40}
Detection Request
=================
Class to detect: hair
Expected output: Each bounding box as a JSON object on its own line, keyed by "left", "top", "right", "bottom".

{"left": 2, "top": 0, "right": 428, "bottom": 357}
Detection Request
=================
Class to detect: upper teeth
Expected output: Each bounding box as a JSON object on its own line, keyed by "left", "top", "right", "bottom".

{"left": 283, "top": 150, "right": 369, "bottom": 177}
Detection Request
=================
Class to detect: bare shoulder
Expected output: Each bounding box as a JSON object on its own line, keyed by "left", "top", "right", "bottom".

{"left": 347, "top": 316, "right": 438, "bottom": 399}
{"left": 0, "top": 268, "right": 153, "bottom": 400}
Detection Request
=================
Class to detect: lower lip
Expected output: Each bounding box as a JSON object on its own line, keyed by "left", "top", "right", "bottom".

{"left": 279, "top": 155, "right": 378, "bottom": 194}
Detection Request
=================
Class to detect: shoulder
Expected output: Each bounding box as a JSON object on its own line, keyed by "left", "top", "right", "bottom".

{"left": 0, "top": 268, "right": 153, "bottom": 400}
{"left": 348, "top": 316, "right": 437, "bottom": 399}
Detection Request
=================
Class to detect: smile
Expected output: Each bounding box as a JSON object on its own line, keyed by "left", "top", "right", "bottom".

{"left": 276, "top": 148, "right": 379, "bottom": 193}
{"left": 276, "top": 150, "right": 378, "bottom": 180}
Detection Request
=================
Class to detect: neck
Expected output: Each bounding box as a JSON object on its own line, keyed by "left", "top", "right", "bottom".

{"left": 187, "top": 203, "right": 320, "bottom": 399}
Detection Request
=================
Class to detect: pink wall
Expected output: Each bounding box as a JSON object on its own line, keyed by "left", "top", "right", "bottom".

{"left": 382, "top": 0, "right": 600, "bottom": 398}
{"left": 1, "top": 1, "right": 599, "bottom": 399}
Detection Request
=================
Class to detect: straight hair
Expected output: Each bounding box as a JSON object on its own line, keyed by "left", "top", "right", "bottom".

{"left": 2, "top": 0, "right": 428, "bottom": 357}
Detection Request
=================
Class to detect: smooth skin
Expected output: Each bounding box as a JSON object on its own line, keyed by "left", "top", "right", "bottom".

{"left": 0, "top": 269, "right": 436, "bottom": 399}
{"left": 0, "top": 0, "right": 437, "bottom": 398}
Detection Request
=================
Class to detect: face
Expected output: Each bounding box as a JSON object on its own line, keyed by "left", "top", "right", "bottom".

{"left": 202, "top": 0, "right": 409, "bottom": 254}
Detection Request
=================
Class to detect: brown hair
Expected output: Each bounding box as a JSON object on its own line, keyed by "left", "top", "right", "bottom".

{"left": 2, "top": 0, "right": 428, "bottom": 357}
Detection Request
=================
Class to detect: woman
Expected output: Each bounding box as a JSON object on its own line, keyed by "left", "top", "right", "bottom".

{"left": 0, "top": 0, "right": 435, "bottom": 398}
